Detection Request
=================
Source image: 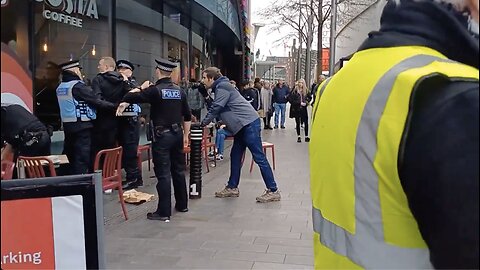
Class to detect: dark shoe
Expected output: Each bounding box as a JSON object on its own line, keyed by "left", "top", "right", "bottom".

{"left": 297, "top": 137, "right": 302, "bottom": 143}
{"left": 267, "top": 126, "right": 273, "bottom": 130}
{"left": 274, "top": 125, "right": 279, "bottom": 129}
{"left": 122, "top": 179, "right": 143, "bottom": 190}
{"left": 305, "top": 137, "right": 310, "bottom": 142}
{"left": 176, "top": 207, "right": 189, "bottom": 212}
{"left": 281, "top": 126, "right": 286, "bottom": 129}
{"left": 147, "top": 212, "right": 170, "bottom": 222}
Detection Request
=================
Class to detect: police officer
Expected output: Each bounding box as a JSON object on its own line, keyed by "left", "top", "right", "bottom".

{"left": 56, "top": 60, "right": 116, "bottom": 175}
{"left": 116, "top": 59, "right": 142, "bottom": 189}
{"left": 1, "top": 104, "right": 51, "bottom": 161}
{"left": 118, "top": 58, "right": 191, "bottom": 222}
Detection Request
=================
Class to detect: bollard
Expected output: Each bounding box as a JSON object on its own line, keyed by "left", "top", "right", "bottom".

{"left": 189, "top": 123, "right": 203, "bottom": 199}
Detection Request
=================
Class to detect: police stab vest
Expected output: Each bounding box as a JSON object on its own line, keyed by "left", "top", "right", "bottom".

{"left": 120, "top": 103, "right": 141, "bottom": 116}
{"left": 309, "top": 46, "right": 479, "bottom": 269}
{"left": 56, "top": 80, "right": 97, "bottom": 123}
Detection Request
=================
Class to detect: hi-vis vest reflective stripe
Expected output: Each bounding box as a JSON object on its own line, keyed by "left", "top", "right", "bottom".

{"left": 56, "top": 80, "right": 97, "bottom": 123}
{"left": 120, "top": 103, "right": 141, "bottom": 117}
{"left": 309, "top": 46, "right": 479, "bottom": 269}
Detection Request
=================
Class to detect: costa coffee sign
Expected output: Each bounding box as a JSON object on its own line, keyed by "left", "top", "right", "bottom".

{"left": 36, "top": 0, "right": 99, "bottom": 28}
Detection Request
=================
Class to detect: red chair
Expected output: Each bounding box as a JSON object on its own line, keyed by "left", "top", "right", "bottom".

{"left": 17, "top": 156, "right": 57, "bottom": 178}
{"left": 94, "top": 146, "right": 128, "bottom": 220}
{"left": 137, "top": 144, "right": 151, "bottom": 177}
{"left": 1, "top": 160, "right": 15, "bottom": 180}
{"left": 249, "top": 142, "right": 276, "bottom": 173}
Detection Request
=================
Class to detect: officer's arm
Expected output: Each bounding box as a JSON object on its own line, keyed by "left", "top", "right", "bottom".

{"left": 122, "top": 85, "right": 155, "bottom": 104}
{"left": 72, "top": 83, "right": 116, "bottom": 110}
{"left": 201, "top": 88, "right": 230, "bottom": 126}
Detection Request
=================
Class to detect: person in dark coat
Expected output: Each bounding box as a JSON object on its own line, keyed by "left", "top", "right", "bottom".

{"left": 1, "top": 104, "right": 51, "bottom": 161}
{"left": 288, "top": 79, "right": 311, "bottom": 142}
{"left": 91, "top": 56, "right": 129, "bottom": 162}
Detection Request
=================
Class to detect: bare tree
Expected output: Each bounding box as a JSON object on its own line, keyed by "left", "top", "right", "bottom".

{"left": 258, "top": 0, "right": 373, "bottom": 85}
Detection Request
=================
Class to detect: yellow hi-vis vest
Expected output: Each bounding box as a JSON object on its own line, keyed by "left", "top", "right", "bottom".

{"left": 309, "top": 46, "right": 479, "bottom": 269}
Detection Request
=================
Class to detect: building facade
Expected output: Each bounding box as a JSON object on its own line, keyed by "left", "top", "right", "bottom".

{"left": 1, "top": 0, "right": 250, "bottom": 131}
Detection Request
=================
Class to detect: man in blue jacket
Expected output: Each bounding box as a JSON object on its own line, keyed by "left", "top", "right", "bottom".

{"left": 272, "top": 79, "right": 290, "bottom": 129}
{"left": 200, "top": 67, "right": 281, "bottom": 203}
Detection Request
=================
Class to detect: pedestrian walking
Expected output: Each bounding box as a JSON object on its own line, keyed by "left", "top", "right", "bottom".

{"left": 55, "top": 60, "right": 116, "bottom": 175}
{"left": 200, "top": 67, "right": 280, "bottom": 203}
{"left": 116, "top": 59, "right": 143, "bottom": 190}
{"left": 309, "top": 0, "right": 479, "bottom": 268}
{"left": 118, "top": 58, "right": 191, "bottom": 222}
{"left": 1, "top": 104, "right": 51, "bottom": 160}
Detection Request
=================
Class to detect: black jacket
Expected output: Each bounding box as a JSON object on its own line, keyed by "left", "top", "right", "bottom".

{"left": 358, "top": 1, "right": 479, "bottom": 268}
{"left": 91, "top": 71, "right": 129, "bottom": 130}
{"left": 241, "top": 87, "right": 261, "bottom": 111}
{"left": 1, "top": 104, "right": 46, "bottom": 147}
{"left": 287, "top": 89, "right": 310, "bottom": 118}
{"left": 60, "top": 71, "right": 116, "bottom": 133}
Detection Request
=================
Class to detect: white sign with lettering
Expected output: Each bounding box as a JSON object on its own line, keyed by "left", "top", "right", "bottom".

{"left": 36, "top": 0, "right": 98, "bottom": 28}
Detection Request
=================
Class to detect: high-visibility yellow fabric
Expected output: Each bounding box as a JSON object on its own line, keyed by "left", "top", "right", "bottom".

{"left": 310, "top": 46, "right": 479, "bottom": 268}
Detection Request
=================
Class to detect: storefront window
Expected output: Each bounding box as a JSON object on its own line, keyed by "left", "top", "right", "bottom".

{"left": 116, "top": 0, "right": 163, "bottom": 84}
{"left": 33, "top": 0, "right": 112, "bottom": 130}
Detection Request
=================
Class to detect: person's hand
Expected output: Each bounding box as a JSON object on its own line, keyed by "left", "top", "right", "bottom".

{"left": 301, "top": 102, "right": 306, "bottom": 106}
{"left": 129, "top": 88, "right": 141, "bottom": 93}
{"left": 183, "top": 136, "right": 189, "bottom": 148}
{"left": 116, "top": 102, "right": 130, "bottom": 116}
{"left": 121, "top": 73, "right": 128, "bottom": 81}
{"left": 141, "top": 80, "right": 151, "bottom": 90}
{"left": 220, "top": 124, "right": 226, "bottom": 129}
{"left": 139, "top": 116, "right": 146, "bottom": 126}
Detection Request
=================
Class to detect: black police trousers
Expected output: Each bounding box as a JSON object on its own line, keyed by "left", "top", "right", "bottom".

{"left": 152, "top": 129, "right": 187, "bottom": 217}
{"left": 118, "top": 116, "right": 141, "bottom": 181}
{"left": 63, "top": 128, "right": 91, "bottom": 175}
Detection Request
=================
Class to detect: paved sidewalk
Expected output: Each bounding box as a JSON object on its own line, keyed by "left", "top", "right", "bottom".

{"left": 104, "top": 117, "right": 313, "bottom": 269}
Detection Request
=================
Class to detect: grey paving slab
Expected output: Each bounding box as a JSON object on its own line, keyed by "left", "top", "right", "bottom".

{"left": 175, "top": 257, "right": 254, "bottom": 269}
{"left": 105, "top": 115, "right": 315, "bottom": 269}
{"left": 267, "top": 245, "right": 314, "bottom": 256}
{"left": 214, "top": 250, "right": 285, "bottom": 263}
{"left": 252, "top": 262, "right": 313, "bottom": 269}
{"left": 253, "top": 237, "right": 313, "bottom": 248}
{"left": 284, "top": 255, "right": 314, "bottom": 266}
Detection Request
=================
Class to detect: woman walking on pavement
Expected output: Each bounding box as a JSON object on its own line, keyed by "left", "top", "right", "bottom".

{"left": 260, "top": 81, "right": 274, "bottom": 129}
{"left": 288, "top": 79, "right": 311, "bottom": 142}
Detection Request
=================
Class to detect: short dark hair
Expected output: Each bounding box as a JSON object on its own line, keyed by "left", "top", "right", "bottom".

{"left": 202, "top": 67, "right": 222, "bottom": 80}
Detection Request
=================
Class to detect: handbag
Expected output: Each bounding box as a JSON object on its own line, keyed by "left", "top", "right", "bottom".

{"left": 257, "top": 109, "right": 265, "bottom": 118}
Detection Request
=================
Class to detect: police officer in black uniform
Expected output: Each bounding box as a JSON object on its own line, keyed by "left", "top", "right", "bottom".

{"left": 116, "top": 60, "right": 142, "bottom": 189}
{"left": 1, "top": 104, "right": 51, "bottom": 160}
{"left": 118, "top": 58, "right": 191, "bottom": 222}
{"left": 56, "top": 60, "right": 117, "bottom": 175}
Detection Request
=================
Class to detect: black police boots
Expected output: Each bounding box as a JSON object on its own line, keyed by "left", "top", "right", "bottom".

{"left": 122, "top": 178, "right": 144, "bottom": 190}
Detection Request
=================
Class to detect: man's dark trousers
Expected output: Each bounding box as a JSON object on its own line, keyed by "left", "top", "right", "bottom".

{"left": 151, "top": 129, "right": 188, "bottom": 217}
{"left": 63, "top": 128, "right": 91, "bottom": 175}
{"left": 118, "top": 116, "right": 141, "bottom": 182}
